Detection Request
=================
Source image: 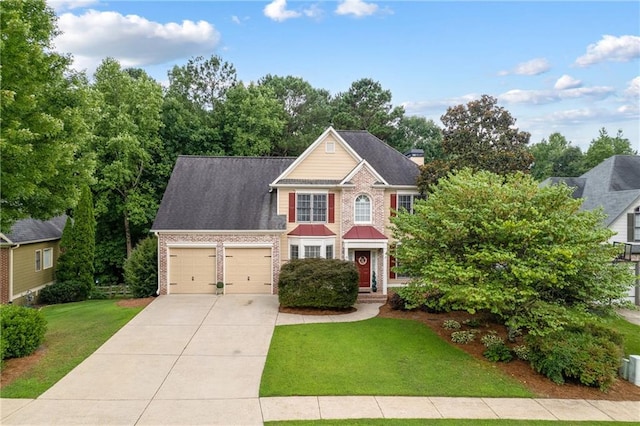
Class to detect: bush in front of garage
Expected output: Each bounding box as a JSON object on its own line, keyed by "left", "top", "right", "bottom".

{"left": 124, "top": 236, "right": 158, "bottom": 298}
{"left": 278, "top": 258, "right": 359, "bottom": 309}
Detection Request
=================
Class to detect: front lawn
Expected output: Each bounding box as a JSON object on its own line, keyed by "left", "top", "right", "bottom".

{"left": 606, "top": 315, "right": 640, "bottom": 357}
{"left": 0, "top": 300, "right": 145, "bottom": 398}
{"left": 260, "top": 317, "right": 533, "bottom": 397}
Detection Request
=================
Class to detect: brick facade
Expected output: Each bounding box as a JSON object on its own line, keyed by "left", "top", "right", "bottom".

{"left": 0, "top": 247, "right": 10, "bottom": 304}
{"left": 157, "top": 232, "right": 282, "bottom": 295}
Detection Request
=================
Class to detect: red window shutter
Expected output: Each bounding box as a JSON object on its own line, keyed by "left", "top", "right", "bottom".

{"left": 389, "top": 255, "right": 397, "bottom": 279}
{"left": 288, "top": 192, "right": 296, "bottom": 223}
{"left": 328, "top": 193, "right": 335, "bottom": 223}
{"left": 390, "top": 194, "right": 397, "bottom": 217}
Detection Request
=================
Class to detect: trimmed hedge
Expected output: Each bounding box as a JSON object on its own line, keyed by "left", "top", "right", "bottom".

{"left": 278, "top": 258, "right": 359, "bottom": 309}
{"left": 526, "top": 324, "right": 623, "bottom": 390}
{"left": 1, "top": 305, "right": 47, "bottom": 360}
{"left": 38, "top": 280, "right": 89, "bottom": 305}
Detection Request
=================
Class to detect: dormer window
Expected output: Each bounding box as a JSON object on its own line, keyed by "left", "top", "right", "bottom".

{"left": 354, "top": 194, "right": 371, "bottom": 223}
{"left": 326, "top": 141, "right": 335, "bottom": 153}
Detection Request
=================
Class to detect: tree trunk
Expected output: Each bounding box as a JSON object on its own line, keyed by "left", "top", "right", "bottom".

{"left": 124, "top": 214, "right": 132, "bottom": 258}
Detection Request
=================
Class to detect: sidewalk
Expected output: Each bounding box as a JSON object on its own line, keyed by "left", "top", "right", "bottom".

{"left": 1, "top": 296, "right": 639, "bottom": 424}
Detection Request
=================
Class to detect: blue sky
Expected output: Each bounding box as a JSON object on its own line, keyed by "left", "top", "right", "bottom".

{"left": 49, "top": 1, "right": 639, "bottom": 151}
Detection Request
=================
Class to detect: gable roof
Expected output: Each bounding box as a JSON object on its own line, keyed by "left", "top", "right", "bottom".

{"left": 1, "top": 215, "right": 67, "bottom": 245}
{"left": 152, "top": 156, "right": 295, "bottom": 231}
{"left": 337, "top": 130, "right": 420, "bottom": 186}
{"left": 271, "top": 127, "right": 419, "bottom": 188}
{"left": 543, "top": 155, "right": 640, "bottom": 226}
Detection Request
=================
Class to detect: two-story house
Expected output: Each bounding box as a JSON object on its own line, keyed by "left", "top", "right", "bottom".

{"left": 151, "top": 127, "right": 420, "bottom": 298}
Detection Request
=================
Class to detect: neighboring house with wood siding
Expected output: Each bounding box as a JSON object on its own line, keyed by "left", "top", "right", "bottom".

{"left": 0, "top": 216, "right": 66, "bottom": 304}
{"left": 542, "top": 155, "right": 640, "bottom": 305}
{"left": 151, "top": 127, "right": 420, "bottom": 299}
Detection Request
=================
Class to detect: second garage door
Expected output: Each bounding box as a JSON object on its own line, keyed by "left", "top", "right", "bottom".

{"left": 169, "top": 247, "right": 216, "bottom": 294}
{"left": 224, "top": 247, "right": 272, "bottom": 294}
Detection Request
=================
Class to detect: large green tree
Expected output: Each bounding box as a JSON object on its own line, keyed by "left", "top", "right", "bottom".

{"left": 440, "top": 95, "right": 533, "bottom": 175}
{"left": 392, "top": 169, "right": 632, "bottom": 336}
{"left": 582, "top": 128, "right": 636, "bottom": 171}
{"left": 55, "top": 184, "right": 95, "bottom": 294}
{"left": 259, "top": 74, "right": 332, "bottom": 156}
{"left": 0, "top": 0, "right": 94, "bottom": 232}
{"left": 331, "top": 78, "right": 404, "bottom": 142}
{"left": 214, "top": 83, "right": 285, "bottom": 156}
{"left": 92, "top": 59, "right": 164, "bottom": 259}
{"left": 529, "top": 133, "right": 585, "bottom": 180}
{"left": 389, "top": 116, "right": 444, "bottom": 158}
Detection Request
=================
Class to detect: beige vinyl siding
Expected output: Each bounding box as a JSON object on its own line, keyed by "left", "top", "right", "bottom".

{"left": 224, "top": 247, "right": 272, "bottom": 294}
{"left": 12, "top": 242, "right": 59, "bottom": 296}
{"left": 285, "top": 135, "right": 358, "bottom": 180}
{"left": 169, "top": 248, "right": 216, "bottom": 294}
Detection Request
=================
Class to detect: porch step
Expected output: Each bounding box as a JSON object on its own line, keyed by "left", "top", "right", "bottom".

{"left": 357, "top": 293, "right": 388, "bottom": 304}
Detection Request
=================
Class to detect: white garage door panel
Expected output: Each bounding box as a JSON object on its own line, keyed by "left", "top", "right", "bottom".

{"left": 169, "top": 248, "right": 216, "bottom": 294}
{"left": 225, "top": 248, "right": 272, "bottom": 294}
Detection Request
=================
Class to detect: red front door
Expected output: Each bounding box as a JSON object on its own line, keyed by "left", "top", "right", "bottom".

{"left": 355, "top": 251, "right": 370, "bottom": 289}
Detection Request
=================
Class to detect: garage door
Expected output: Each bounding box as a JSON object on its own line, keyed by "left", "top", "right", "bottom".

{"left": 169, "top": 248, "right": 216, "bottom": 294}
{"left": 224, "top": 247, "right": 272, "bottom": 294}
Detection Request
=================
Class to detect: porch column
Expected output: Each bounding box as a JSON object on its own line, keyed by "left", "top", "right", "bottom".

{"left": 343, "top": 241, "right": 348, "bottom": 261}
{"left": 382, "top": 245, "right": 388, "bottom": 295}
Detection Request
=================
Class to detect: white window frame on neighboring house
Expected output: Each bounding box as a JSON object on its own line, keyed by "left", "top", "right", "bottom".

{"left": 634, "top": 207, "right": 640, "bottom": 241}
{"left": 296, "top": 192, "right": 327, "bottom": 223}
{"left": 43, "top": 247, "right": 53, "bottom": 269}
{"left": 289, "top": 237, "right": 335, "bottom": 259}
{"left": 354, "top": 194, "right": 371, "bottom": 223}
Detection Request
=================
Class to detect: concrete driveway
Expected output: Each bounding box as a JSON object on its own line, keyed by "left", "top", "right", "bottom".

{"left": 2, "top": 295, "right": 279, "bottom": 425}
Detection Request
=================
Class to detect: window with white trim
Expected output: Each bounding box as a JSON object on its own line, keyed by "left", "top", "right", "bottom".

{"left": 326, "top": 244, "right": 333, "bottom": 259}
{"left": 43, "top": 248, "right": 53, "bottom": 269}
{"left": 326, "top": 141, "right": 335, "bottom": 153}
{"left": 297, "top": 193, "right": 327, "bottom": 222}
{"left": 290, "top": 245, "right": 299, "bottom": 260}
{"left": 35, "top": 250, "right": 42, "bottom": 272}
{"left": 397, "top": 194, "right": 423, "bottom": 214}
{"left": 635, "top": 208, "right": 640, "bottom": 241}
{"left": 304, "top": 246, "right": 321, "bottom": 258}
{"left": 354, "top": 194, "right": 371, "bottom": 223}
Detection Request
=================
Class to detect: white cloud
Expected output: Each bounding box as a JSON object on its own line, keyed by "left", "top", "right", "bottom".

{"left": 499, "top": 86, "right": 613, "bottom": 105}
{"left": 625, "top": 76, "right": 640, "bottom": 97}
{"left": 554, "top": 74, "right": 582, "bottom": 90}
{"left": 231, "top": 15, "right": 241, "bottom": 25}
{"left": 55, "top": 10, "right": 219, "bottom": 74}
{"left": 575, "top": 35, "right": 640, "bottom": 67}
{"left": 402, "top": 94, "right": 481, "bottom": 115}
{"left": 264, "top": 0, "right": 301, "bottom": 22}
{"left": 303, "top": 4, "right": 325, "bottom": 20}
{"left": 335, "top": 0, "right": 378, "bottom": 17}
{"left": 499, "top": 58, "right": 550, "bottom": 76}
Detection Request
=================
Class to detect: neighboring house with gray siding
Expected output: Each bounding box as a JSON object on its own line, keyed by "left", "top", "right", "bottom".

{"left": 542, "top": 155, "right": 640, "bottom": 305}
{"left": 0, "top": 216, "right": 66, "bottom": 304}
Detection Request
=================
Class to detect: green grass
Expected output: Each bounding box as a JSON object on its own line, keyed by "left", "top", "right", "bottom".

{"left": 0, "top": 300, "right": 144, "bottom": 398}
{"left": 260, "top": 317, "right": 533, "bottom": 398}
{"left": 605, "top": 315, "right": 640, "bottom": 357}
{"left": 265, "top": 421, "right": 637, "bottom": 426}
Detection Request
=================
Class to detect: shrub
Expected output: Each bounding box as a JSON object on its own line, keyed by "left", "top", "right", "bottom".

{"left": 388, "top": 292, "right": 406, "bottom": 310}
{"left": 526, "top": 326, "right": 623, "bottom": 390}
{"left": 278, "top": 258, "right": 358, "bottom": 309}
{"left": 0, "top": 305, "right": 47, "bottom": 360}
{"left": 513, "top": 345, "right": 530, "bottom": 361}
{"left": 124, "top": 236, "right": 158, "bottom": 298}
{"left": 443, "top": 319, "right": 461, "bottom": 330}
{"left": 481, "top": 331, "right": 503, "bottom": 347}
{"left": 451, "top": 330, "right": 477, "bottom": 344}
{"left": 462, "top": 318, "right": 482, "bottom": 328}
{"left": 39, "top": 280, "right": 89, "bottom": 304}
{"left": 483, "top": 342, "right": 513, "bottom": 362}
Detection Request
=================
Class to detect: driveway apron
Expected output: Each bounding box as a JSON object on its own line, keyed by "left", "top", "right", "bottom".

{"left": 2, "top": 295, "right": 279, "bottom": 425}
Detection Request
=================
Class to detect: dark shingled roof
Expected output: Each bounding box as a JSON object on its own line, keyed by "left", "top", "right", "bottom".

{"left": 152, "top": 156, "right": 295, "bottom": 231}
{"left": 337, "top": 130, "right": 420, "bottom": 186}
{"left": 3, "top": 215, "right": 67, "bottom": 244}
{"left": 543, "top": 155, "right": 640, "bottom": 226}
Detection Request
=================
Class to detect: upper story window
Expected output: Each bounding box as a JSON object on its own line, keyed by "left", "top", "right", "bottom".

{"left": 43, "top": 248, "right": 53, "bottom": 269}
{"left": 635, "top": 207, "right": 640, "bottom": 241}
{"left": 297, "top": 193, "right": 327, "bottom": 222}
{"left": 35, "top": 250, "right": 42, "bottom": 272}
{"left": 354, "top": 194, "right": 371, "bottom": 223}
{"left": 397, "top": 194, "right": 422, "bottom": 214}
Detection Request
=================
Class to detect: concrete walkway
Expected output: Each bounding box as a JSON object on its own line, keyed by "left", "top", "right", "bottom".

{"left": 1, "top": 295, "right": 639, "bottom": 424}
